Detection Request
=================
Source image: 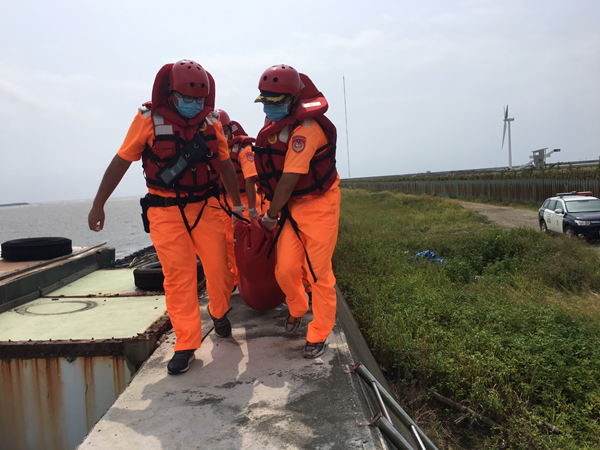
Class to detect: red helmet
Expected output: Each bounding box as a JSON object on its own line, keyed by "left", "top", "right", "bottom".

{"left": 257, "top": 64, "right": 301, "bottom": 96}
{"left": 215, "top": 109, "right": 231, "bottom": 126}
{"left": 170, "top": 60, "right": 210, "bottom": 97}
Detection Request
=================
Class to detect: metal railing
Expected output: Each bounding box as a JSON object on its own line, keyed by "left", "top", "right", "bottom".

{"left": 352, "top": 362, "right": 439, "bottom": 450}
{"left": 341, "top": 178, "right": 600, "bottom": 206}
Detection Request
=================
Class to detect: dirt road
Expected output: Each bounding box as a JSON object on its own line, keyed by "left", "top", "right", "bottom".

{"left": 459, "top": 202, "right": 539, "bottom": 230}
{"left": 459, "top": 201, "right": 600, "bottom": 254}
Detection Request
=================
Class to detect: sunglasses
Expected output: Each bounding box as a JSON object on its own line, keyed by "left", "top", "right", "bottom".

{"left": 173, "top": 91, "right": 204, "bottom": 104}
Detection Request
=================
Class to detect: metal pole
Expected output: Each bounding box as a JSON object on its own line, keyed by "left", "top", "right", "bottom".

{"left": 355, "top": 363, "right": 439, "bottom": 450}
{"left": 343, "top": 75, "right": 351, "bottom": 178}
{"left": 376, "top": 415, "right": 417, "bottom": 450}
{"left": 411, "top": 425, "right": 426, "bottom": 450}
{"left": 372, "top": 381, "right": 391, "bottom": 421}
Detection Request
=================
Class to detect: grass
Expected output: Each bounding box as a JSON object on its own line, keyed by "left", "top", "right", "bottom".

{"left": 334, "top": 189, "right": 600, "bottom": 449}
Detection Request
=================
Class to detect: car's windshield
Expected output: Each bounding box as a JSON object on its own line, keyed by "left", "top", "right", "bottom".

{"left": 565, "top": 199, "right": 600, "bottom": 213}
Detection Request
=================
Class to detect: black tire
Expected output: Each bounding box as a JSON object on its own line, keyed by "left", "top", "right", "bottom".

{"left": 565, "top": 226, "right": 576, "bottom": 238}
{"left": 1, "top": 237, "right": 72, "bottom": 261}
{"left": 134, "top": 259, "right": 205, "bottom": 290}
{"left": 540, "top": 221, "right": 548, "bottom": 233}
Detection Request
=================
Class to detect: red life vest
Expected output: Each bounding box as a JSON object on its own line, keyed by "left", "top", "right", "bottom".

{"left": 254, "top": 74, "right": 337, "bottom": 201}
{"left": 141, "top": 107, "right": 222, "bottom": 199}
{"left": 140, "top": 63, "right": 223, "bottom": 200}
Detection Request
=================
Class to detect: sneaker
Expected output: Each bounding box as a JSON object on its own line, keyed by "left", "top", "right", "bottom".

{"left": 303, "top": 340, "right": 328, "bottom": 358}
{"left": 167, "top": 349, "right": 195, "bottom": 374}
{"left": 208, "top": 306, "right": 232, "bottom": 338}
{"left": 285, "top": 314, "right": 302, "bottom": 333}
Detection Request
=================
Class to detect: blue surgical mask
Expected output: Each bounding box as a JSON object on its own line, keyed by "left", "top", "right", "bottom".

{"left": 263, "top": 103, "right": 289, "bottom": 122}
{"left": 177, "top": 100, "right": 204, "bottom": 119}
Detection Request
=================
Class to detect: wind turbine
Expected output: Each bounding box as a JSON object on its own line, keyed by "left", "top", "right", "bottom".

{"left": 502, "top": 105, "right": 514, "bottom": 168}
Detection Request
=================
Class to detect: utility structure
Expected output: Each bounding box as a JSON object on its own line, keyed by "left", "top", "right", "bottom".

{"left": 502, "top": 105, "right": 514, "bottom": 168}
{"left": 530, "top": 148, "right": 561, "bottom": 169}
{"left": 516, "top": 148, "right": 561, "bottom": 170}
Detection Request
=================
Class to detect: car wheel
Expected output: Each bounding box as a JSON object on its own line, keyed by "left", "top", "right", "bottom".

{"left": 540, "top": 221, "right": 548, "bottom": 233}
{"left": 134, "top": 259, "right": 205, "bottom": 290}
{"left": 1, "top": 237, "right": 72, "bottom": 261}
{"left": 565, "top": 226, "right": 576, "bottom": 238}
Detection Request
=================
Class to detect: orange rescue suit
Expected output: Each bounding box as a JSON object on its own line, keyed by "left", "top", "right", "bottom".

{"left": 117, "top": 64, "right": 233, "bottom": 352}
{"left": 255, "top": 75, "right": 340, "bottom": 344}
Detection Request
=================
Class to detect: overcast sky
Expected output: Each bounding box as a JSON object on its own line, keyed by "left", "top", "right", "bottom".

{"left": 1, "top": 0, "right": 598, "bottom": 204}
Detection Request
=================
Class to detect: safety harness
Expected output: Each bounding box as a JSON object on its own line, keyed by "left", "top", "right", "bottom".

{"left": 254, "top": 113, "right": 338, "bottom": 285}
{"left": 140, "top": 107, "right": 223, "bottom": 234}
{"left": 253, "top": 115, "right": 337, "bottom": 202}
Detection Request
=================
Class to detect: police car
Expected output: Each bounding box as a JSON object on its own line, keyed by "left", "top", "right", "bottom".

{"left": 539, "top": 191, "right": 600, "bottom": 239}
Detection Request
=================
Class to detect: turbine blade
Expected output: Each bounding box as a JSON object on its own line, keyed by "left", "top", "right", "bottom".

{"left": 504, "top": 105, "right": 508, "bottom": 120}
{"left": 502, "top": 122, "right": 507, "bottom": 148}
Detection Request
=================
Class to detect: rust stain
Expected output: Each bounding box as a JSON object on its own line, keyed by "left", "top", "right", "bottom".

{"left": 112, "top": 356, "right": 127, "bottom": 396}
{"left": 32, "top": 358, "right": 65, "bottom": 450}
{"left": 0, "top": 355, "right": 134, "bottom": 449}
{"left": 82, "top": 357, "right": 97, "bottom": 431}
{"left": 0, "top": 358, "right": 66, "bottom": 450}
{"left": 0, "top": 359, "right": 26, "bottom": 449}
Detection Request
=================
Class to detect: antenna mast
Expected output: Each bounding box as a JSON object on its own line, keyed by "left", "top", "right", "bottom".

{"left": 343, "top": 75, "right": 351, "bottom": 178}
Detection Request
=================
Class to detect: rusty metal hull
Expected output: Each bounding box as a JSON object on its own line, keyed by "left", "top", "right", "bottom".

{"left": 0, "top": 356, "right": 134, "bottom": 450}
{"left": 0, "top": 247, "right": 172, "bottom": 450}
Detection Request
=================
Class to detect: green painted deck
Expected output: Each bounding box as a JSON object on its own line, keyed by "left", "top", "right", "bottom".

{"left": 0, "top": 269, "right": 166, "bottom": 342}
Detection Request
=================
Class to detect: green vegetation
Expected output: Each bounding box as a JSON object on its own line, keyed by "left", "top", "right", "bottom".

{"left": 334, "top": 189, "right": 600, "bottom": 450}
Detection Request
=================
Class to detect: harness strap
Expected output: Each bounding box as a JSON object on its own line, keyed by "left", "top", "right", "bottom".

{"left": 267, "top": 205, "right": 317, "bottom": 283}
{"left": 253, "top": 146, "right": 284, "bottom": 202}
{"left": 142, "top": 193, "right": 212, "bottom": 207}
{"left": 178, "top": 198, "right": 206, "bottom": 234}
{"left": 154, "top": 133, "right": 217, "bottom": 142}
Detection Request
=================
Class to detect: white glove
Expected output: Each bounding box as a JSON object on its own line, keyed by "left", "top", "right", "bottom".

{"left": 232, "top": 205, "right": 245, "bottom": 225}
{"left": 261, "top": 211, "right": 278, "bottom": 231}
{"left": 249, "top": 208, "right": 259, "bottom": 220}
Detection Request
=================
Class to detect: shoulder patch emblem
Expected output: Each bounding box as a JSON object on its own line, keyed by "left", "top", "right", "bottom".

{"left": 292, "top": 136, "right": 306, "bottom": 152}
{"left": 268, "top": 134, "right": 278, "bottom": 145}
{"left": 247, "top": 152, "right": 255, "bottom": 162}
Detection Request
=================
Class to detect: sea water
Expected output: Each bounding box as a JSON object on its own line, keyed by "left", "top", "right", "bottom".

{"left": 0, "top": 196, "right": 153, "bottom": 260}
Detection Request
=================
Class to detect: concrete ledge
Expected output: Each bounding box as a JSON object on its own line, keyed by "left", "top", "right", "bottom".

{"left": 78, "top": 292, "right": 391, "bottom": 449}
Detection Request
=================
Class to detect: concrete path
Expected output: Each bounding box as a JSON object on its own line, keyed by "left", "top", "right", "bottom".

{"left": 77, "top": 293, "right": 391, "bottom": 450}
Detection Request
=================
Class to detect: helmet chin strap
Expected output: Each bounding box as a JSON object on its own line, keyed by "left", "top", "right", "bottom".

{"left": 288, "top": 96, "right": 299, "bottom": 116}
{"left": 166, "top": 92, "right": 178, "bottom": 111}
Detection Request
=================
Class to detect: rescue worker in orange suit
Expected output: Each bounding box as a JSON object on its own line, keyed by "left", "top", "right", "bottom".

{"left": 215, "top": 109, "right": 260, "bottom": 290}
{"left": 88, "top": 60, "right": 243, "bottom": 375}
{"left": 253, "top": 64, "right": 340, "bottom": 359}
